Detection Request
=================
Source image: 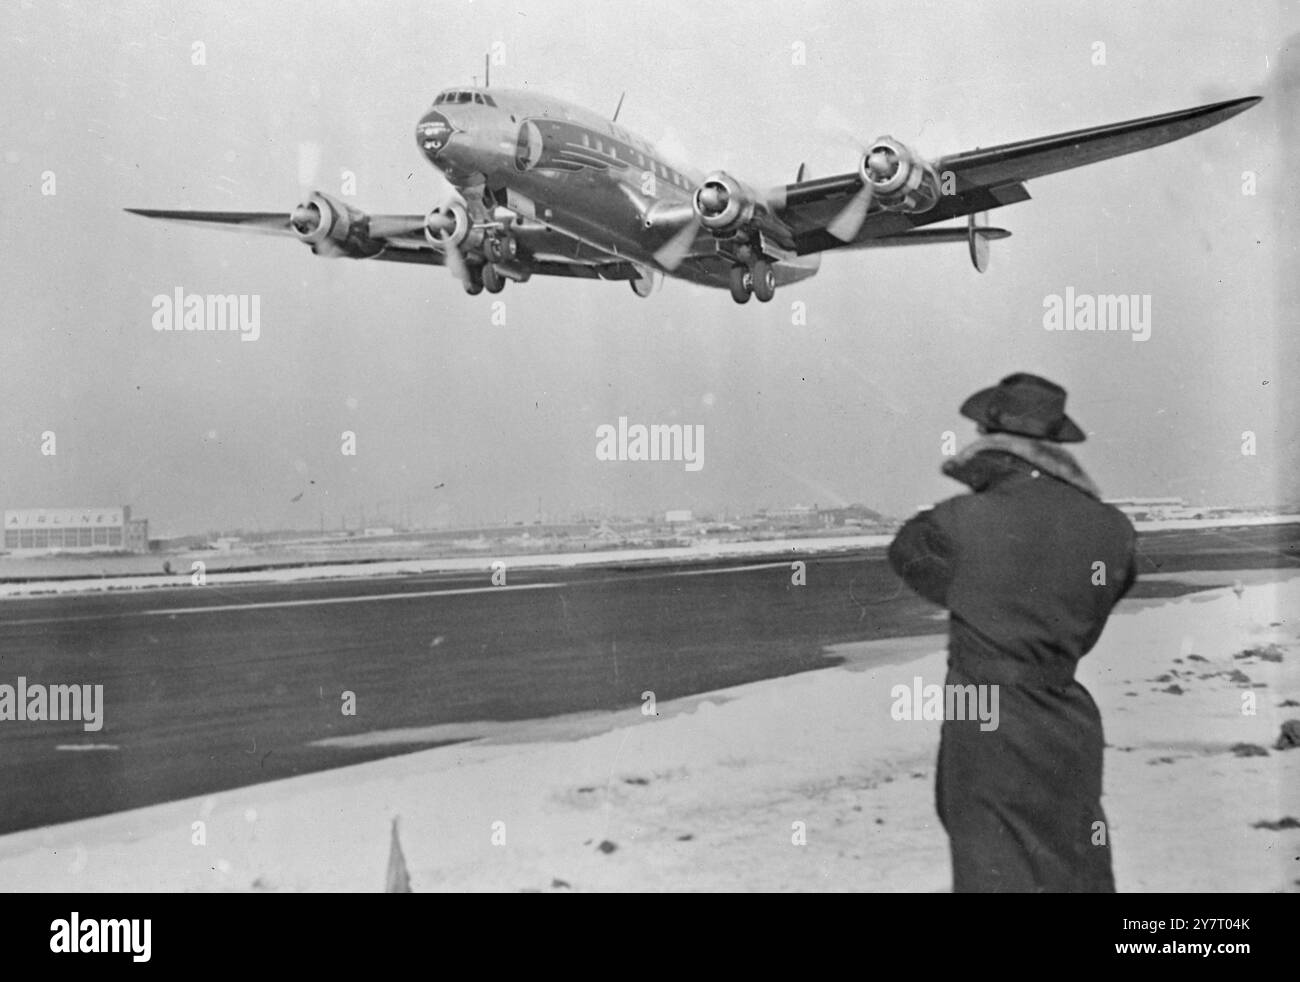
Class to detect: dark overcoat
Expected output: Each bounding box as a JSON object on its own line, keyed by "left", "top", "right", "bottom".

{"left": 888, "top": 434, "right": 1137, "bottom": 892}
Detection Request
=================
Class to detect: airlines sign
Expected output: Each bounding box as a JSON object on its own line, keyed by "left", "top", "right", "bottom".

{"left": 5, "top": 508, "right": 125, "bottom": 529}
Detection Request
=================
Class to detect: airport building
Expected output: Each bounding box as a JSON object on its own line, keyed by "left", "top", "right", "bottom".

{"left": 1104, "top": 497, "right": 1189, "bottom": 521}
{"left": 3, "top": 506, "right": 149, "bottom": 554}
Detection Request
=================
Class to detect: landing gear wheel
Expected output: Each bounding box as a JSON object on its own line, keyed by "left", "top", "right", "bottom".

{"left": 482, "top": 263, "right": 506, "bottom": 294}
{"left": 751, "top": 260, "right": 776, "bottom": 303}
{"left": 728, "top": 265, "right": 752, "bottom": 304}
{"left": 463, "top": 267, "right": 484, "bottom": 296}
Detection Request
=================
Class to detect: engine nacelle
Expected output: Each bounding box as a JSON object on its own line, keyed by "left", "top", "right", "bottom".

{"left": 693, "top": 171, "right": 753, "bottom": 233}
{"left": 288, "top": 192, "right": 382, "bottom": 257}
{"left": 859, "top": 138, "right": 941, "bottom": 214}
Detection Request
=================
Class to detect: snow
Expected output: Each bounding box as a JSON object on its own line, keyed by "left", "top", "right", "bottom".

{"left": 0, "top": 576, "right": 1295, "bottom": 892}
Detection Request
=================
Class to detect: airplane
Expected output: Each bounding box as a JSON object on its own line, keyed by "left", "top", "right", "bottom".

{"left": 127, "top": 82, "right": 1260, "bottom": 305}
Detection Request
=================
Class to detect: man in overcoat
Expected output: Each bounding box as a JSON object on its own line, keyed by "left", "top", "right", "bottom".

{"left": 888, "top": 373, "right": 1138, "bottom": 892}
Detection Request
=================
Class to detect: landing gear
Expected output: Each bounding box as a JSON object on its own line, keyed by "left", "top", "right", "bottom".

{"left": 482, "top": 263, "right": 506, "bottom": 294}
{"left": 728, "top": 260, "right": 776, "bottom": 304}
{"left": 728, "top": 265, "right": 751, "bottom": 304}
{"left": 751, "top": 260, "right": 776, "bottom": 303}
{"left": 484, "top": 235, "right": 517, "bottom": 264}
{"left": 463, "top": 267, "right": 484, "bottom": 295}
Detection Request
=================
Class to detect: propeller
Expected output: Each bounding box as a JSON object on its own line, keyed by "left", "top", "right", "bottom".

{"left": 813, "top": 108, "right": 916, "bottom": 242}
{"left": 652, "top": 179, "right": 790, "bottom": 272}
{"left": 369, "top": 193, "right": 473, "bottom": 284}
{"left": 290, "top": 141, "right": 347, "bottom": 256}
{"left": 827, "top": 144, "right": 908, "bottom": 241}
{"left": 421, "top": 199, "right": 471, "bottom": 284}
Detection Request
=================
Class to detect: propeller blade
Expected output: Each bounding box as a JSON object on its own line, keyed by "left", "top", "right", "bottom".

{"left": 762, "top": 184, "right": 788, "bottom": 212}
{"left": 813, "top": 106, "right": 865, "bottom": 150}
{"left": 297, "top": 141, "right": 322, "bottom": 190}
{"left": 443, "top": 243, "right": 470, "bottom": 283}
{"left": 311, "top": 238, "right": 348, "bottom": 259}
{"left": 653, "top": 216, "right": 701, "bottom": 271}
{"left": 760, "top": 163, "right": 809, "bottom": 216}
{"left": 827, "top": 181, "right": 874, "bottom": 242}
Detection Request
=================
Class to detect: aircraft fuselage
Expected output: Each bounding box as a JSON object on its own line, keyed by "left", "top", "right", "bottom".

{"left": 415, "top": 87, "right": 816, "bottom": 290}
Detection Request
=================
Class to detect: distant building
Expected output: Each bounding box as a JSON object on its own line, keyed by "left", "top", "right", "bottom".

{"left": 3, "top": 505, "right": 149, "bottom": 554}
{"left": 763, "top": 504, "right": 818, "bottom": 525}
{"left": 664, "top": 509, "right": 694, "bottom": 524}
{"left": 1105, "top": 497, "right": 1188, "bottom": 521}
{"left": 818, "top": 503, "right": 886, "bottom": 527}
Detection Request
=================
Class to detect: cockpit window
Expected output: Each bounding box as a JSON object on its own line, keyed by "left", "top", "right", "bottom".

{"left": 434, "top": 90, "right": 495, "bottom": 107}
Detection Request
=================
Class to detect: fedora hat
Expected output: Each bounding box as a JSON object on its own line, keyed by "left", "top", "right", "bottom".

{"left": 959, "top": 372, "right": 1086, "bottom": 443}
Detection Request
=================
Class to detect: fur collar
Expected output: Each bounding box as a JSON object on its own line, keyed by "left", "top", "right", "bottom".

{"left": 941, "top": 432, "right": 1102, "bottom": 499}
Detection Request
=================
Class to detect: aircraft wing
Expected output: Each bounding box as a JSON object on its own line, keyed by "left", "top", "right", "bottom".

{"left": 773, "top": 96, "right": 1261, "bottom": 256}
{"left": 124, "top": 209, "right": 295, "bottom": 236}
{"left": 372, "top": 241, "right": 641, "bottom": 280}
{"left": 124, "top": 206, "right": 640, "bottom": 280}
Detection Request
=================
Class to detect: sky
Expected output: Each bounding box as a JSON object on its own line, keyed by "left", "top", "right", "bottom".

{"left": 1, "top": 0, "right": 1296, "bottom": 535}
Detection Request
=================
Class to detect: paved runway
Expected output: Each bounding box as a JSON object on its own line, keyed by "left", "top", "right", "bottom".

{"left": 0, "top": 525, "right": 1296, "bottom": 835}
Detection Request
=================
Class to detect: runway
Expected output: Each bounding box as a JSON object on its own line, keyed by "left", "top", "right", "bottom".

{"left": 1, "top": 524, "right": 1296, "bottom": 836}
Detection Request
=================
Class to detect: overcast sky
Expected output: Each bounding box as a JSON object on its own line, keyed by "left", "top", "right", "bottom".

{"left": 2, "top": 0, "right": 1295, "bottom": 535}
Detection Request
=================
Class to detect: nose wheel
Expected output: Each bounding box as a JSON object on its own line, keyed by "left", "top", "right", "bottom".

{"left": 728, "top": 260, "right": 776, "bottom": 304}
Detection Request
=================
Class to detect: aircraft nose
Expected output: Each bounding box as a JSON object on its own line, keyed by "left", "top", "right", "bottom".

{"left": 416, "top": 109, "right": 461, "bottom": 157}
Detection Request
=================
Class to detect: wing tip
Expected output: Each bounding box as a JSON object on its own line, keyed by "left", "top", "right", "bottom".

{"left": 1204, "top": 95, "right": 1263, "bottom": 121}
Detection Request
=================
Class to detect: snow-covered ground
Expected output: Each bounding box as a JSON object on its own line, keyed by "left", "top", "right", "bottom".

{"left": 0, "top": 576, "right": 1295, "bottom": 892}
